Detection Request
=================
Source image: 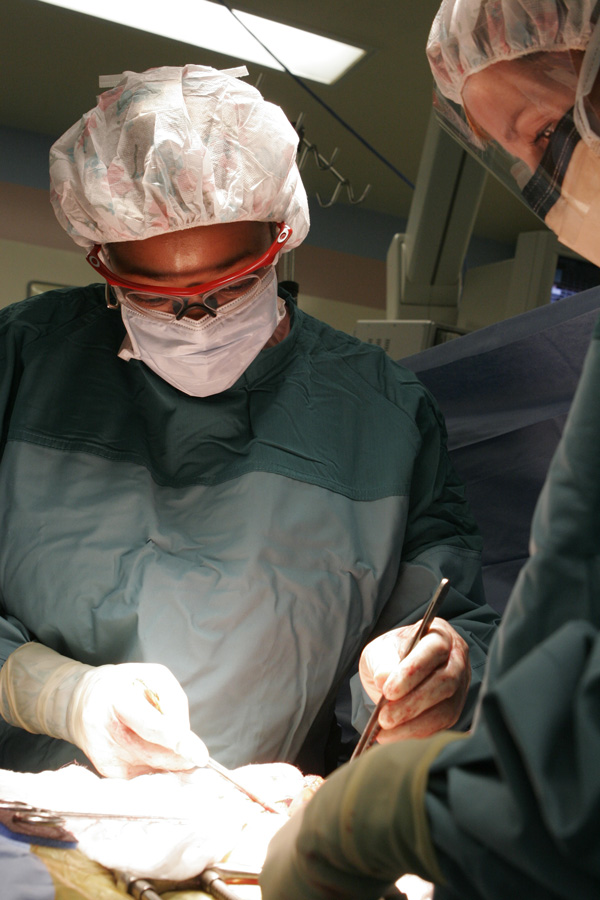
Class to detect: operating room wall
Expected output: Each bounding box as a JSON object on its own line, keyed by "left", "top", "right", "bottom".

{"left": 0, "top": 125, "right": 514, "bottom": 329}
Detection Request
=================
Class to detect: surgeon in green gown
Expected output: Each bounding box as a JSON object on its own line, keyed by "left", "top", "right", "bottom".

{"left": 0, "top": 63, "right": 499, "bottom": 780}
{"left": 259, "top": 1, "right": 600, "bottom": 897}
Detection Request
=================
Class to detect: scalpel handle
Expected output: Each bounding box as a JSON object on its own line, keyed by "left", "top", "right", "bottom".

{"left": 351, "top": 578, "right": 450, "bottom": 759}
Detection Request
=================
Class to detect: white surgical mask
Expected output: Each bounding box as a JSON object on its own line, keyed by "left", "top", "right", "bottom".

{"left": 118, "top": 267, "right": 285, "bottom": 396}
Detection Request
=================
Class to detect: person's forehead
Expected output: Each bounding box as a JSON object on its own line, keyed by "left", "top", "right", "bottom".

{"left": 108, "top": 221, "right": 273, "bottom": 280}
{"left": 463, "top": 54, "right": 576, "bottom": 104}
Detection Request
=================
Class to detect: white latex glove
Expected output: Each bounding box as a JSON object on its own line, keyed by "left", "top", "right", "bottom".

{"left": 0, "top": 643, "right": 208, "bottom": 778}
{"left": 359, "top": 619, "right": 470, "bottom": 741}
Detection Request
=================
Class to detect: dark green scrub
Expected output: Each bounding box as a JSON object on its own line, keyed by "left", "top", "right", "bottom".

{"left": 260, "top": 315, "right": 600, "bottom": 899}
{"left": 0, "top": 285, "right": 497, "bottom": 774}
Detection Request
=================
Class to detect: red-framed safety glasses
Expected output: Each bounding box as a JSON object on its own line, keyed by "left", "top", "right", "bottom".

{"left": 86, "top": 222, "right": 292, "bottom": 316}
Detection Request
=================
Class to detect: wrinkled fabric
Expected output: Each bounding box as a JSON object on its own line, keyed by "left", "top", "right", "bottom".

{"left": 0, "top": 765, "right": 237, "bottom": 879}
{"left": 422, "top": 312, "right": 600, "bottom": 898}
{"left": 0, "top": 763, "right": 303, "bottom": 880}
{"left": 0, "top": 286, "right": 497, "bottom": 774}
{"left": 259, "top": 735, "right": 451, "bottom": 900}
{"left": 404, "top": 288, "right": 600, "bottom": 614}
{"left": 49, "top": 64, "right": 309, "bottom": 250}
{"left": 263, "top": 303, "right": 600, "bottom": 900}
{"left": 427, "top": 0, "right": 595, "bottom": 105}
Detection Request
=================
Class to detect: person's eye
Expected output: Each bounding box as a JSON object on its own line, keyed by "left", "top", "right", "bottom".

{"left": 214, "top": 275, "right": 259, "bottom": 303}
{"left": 534, "top": 123, "right": 555, "bottom": 144}
{"left": 126, "top": 291, "right": 169, "bottom": 304}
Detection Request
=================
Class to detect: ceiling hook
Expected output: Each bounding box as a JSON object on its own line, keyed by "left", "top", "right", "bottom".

{"left": 316, "top": 180, "right": 344, "bottom": 208}
{"left": 346, "top": 182, "right": 372, "bottom": 204}
{"left": 312, "top": 146, "right": 340, "bottom": 171}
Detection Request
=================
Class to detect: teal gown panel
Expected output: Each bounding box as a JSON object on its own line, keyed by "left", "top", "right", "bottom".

{"left": 0, "top": 286, "right": 497, "bottom": 772}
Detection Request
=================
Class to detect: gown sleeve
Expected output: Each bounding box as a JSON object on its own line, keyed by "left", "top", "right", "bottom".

{"left": 424, "top": 316, "right": 600, "bottom": 898}
{"left": 0, "top": 303, "right": 36, "bottom": 664}
{"left": 352, "top": 383, "right": 500, "bottom": 734}
{"left": 260, "top": 318, "right": 600, "bottom": 900}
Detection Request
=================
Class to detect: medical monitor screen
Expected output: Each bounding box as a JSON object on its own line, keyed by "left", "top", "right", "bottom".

{"left": 551, "top": 256, "right": 600, "bottom": 302}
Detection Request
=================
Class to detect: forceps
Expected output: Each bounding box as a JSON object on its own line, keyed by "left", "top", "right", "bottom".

{"left": 351, "top": 577, "right": 451, "bottom": 759}
{"left": 0, "top": 798, "right": 199, "bottom": 826}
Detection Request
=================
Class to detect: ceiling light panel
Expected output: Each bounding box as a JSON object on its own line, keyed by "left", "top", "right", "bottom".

{"left": 37, "top": 0, "right": 366, "bottom": 84}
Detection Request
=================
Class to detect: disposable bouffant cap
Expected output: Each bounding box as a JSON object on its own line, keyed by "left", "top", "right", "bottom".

{"left": 50, "top": 64, "right": 309, "bottom": 250}
{"left": 427, "top": 0, "right": 595, "bottom": 104}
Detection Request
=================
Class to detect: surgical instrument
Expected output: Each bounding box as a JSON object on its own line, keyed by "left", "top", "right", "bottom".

{"left": 138, "top": 679, "right": 280, "bottom": 815}
{"left": 351, "top": 578, "right": 451, "bottom": 759}
{"left": 116, "top": 863, "right": 261, "bottom": 900}
{"left": 198, "top": 868, "right": 255, "bottom": 900}
{"left": 206, "top": 757, "right": 280, "bottom": 815}
{"left": 115, "top": 870, "right": 163, "bottom": 900}
{"left": 0, "top": 798, "right": 199, "bottom": 826}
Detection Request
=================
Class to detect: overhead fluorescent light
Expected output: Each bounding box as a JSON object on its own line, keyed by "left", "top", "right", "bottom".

{"left": 37, "top": 0, "right": 366, "bottom": 84}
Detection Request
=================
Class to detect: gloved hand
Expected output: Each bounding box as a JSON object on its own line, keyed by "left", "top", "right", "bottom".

{"left": 359, "top": 619, "right": 470, "bottom": 741}
{"left": 0, "top": 643, "right": 208, "bottom": 778}
{"left": 259, "top": 734, "right": 458, "bottom": 900}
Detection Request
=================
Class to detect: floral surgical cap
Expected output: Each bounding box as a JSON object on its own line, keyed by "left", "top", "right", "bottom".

{"left": 427, "top": 0, "right": 595, "bottom": 104}
{"left": 50, "top": 64, "right": 310, "bottom": 250}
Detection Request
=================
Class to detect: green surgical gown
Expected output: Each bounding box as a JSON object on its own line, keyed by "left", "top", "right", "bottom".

{"left": 0, "top": 286, "right": 498, "bottom": 773}
{"left": 426, "top": 313, "right": 600, "bottom": 898}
